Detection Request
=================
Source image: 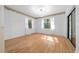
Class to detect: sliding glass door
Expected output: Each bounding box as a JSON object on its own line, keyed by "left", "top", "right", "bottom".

{"left": 67, "top": 8, "right": 76, "bottom": 47}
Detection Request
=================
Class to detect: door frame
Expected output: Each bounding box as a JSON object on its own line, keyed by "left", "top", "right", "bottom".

{"left": 67, "top": 7, "right": 76, "bottom": 47}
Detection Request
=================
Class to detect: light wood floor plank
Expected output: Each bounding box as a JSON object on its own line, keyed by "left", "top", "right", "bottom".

{"left": 5, "top": 33, "right": 75, "bottom": 53}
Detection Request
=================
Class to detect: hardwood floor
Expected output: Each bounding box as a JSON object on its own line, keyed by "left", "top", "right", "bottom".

{"left": 5, "top": 33, "right": 75, "bottom": 53}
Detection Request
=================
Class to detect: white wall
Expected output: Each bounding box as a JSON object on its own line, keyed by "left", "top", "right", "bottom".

{"left": 25, "top": 18, "right": 35, "bottom": 35}
{"left": 4, "top": 9, "right": 35, "bottom": 40}
{"left": 76, "top": 6, "right": 79, "bottom": 53}
{"left": 0, "top": 6, "right": 4, "bottom": 52}
{"left": 5, "top": 8, "right": 67, "bottom": 40}
{"left": 65, "top": 5, "right": 79, "bottom": 53}
{"left": 64, "top": 5, "right": 74, "bottom": 38}
{"left": 35, "top": 14, "right": 66, "bottom": 37}
{"left": 4, "top": 5, "right": 79, "bottom": 53}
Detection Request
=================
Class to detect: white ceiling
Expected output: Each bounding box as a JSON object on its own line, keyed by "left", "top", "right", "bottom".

{"left": 6, "top": 5, "right": 71, "bottom": 18}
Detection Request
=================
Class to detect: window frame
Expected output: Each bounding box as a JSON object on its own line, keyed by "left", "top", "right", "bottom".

{"left": 43, "top": 18, "right": 51, "bottom": 29}
{"left": 28, "top": 19, "right": 32, "bottom": 29}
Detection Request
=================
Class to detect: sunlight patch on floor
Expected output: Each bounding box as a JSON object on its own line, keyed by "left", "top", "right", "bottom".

{"left": 41, "top": 35, "right": 59, "bottom": 45}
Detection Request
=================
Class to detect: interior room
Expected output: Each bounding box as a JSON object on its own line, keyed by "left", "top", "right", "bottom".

{"left": 0, "top": 5, "right": 79, "bottom": 53}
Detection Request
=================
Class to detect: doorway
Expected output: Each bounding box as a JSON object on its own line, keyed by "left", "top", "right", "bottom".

{"left": 67, "top": 8, "right": 76, "bottom": 47}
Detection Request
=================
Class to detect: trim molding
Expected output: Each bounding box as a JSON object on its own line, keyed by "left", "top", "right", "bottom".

{"left": 4, "top": 6, "right": 65, "bottom": 19}
{"left": 4, "top": 6, "right": 35, "bottom": 18}
{"left": 35, "top": 12, "right": 65, "bottom": 19}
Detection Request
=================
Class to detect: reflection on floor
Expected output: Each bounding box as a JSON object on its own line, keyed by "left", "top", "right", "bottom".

{"left": 5, "top": 33, "right": 75, "bottom": 53}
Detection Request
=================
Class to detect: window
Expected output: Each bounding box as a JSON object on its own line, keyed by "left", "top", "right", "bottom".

{"left": 28, "top": 19, "right": 32, "bottom": 29}
{"left": 42, "top": 18, "right": 55, "bottom": 30}
{"left": 44, "top": 19, "right": 50, "bottom": 29}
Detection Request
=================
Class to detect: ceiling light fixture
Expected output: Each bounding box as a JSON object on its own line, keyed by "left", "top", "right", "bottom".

{"left": 30, "top": 5, "right": 52, "bottom": 17}
{"left": 40, "top": 8, "right": 43, "bottom": 11}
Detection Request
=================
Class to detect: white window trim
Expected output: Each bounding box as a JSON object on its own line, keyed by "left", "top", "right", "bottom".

{"left": 42, "top": 17, "right": 55, "bottom": 30}
{"left": 25, "top": 18, "right": 33, "bottom": 29}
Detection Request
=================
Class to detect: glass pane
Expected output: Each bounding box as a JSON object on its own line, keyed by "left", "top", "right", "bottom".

{"left": 69, "top": 15, "right": 72, "bottom": 40}
{"left": 44, "top": 19, "right": 50, "bottom": 29}
{"left": 71, "top": 9, "right": 76, "bottom": 47}
{"left": 28, "top": 20, "right": 32, "bottom": 29}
